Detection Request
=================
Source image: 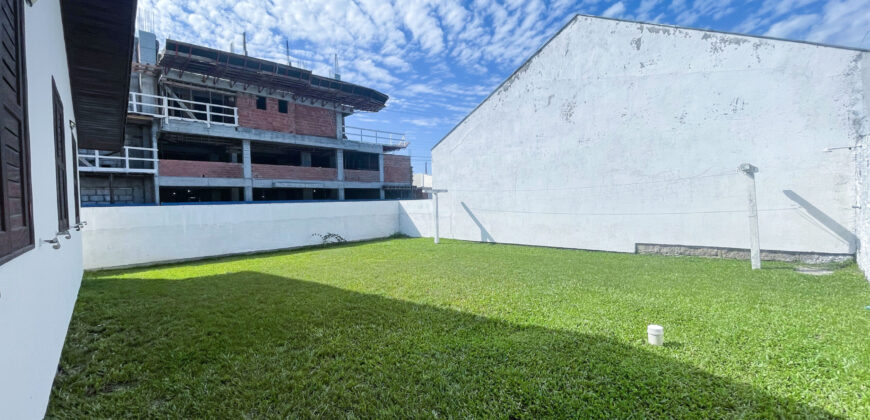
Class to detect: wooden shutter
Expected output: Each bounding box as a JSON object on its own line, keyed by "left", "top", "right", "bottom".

{"left": 0, "top": 0, "right": 32, "bottom": 263}
{"left": 53, "top": 78, "right": 69, "bottom": 232}
{"left": 71, "top": 133, "right": 80, "bottom": 224}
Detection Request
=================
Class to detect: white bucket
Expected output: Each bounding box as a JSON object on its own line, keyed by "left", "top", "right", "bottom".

{"left": 647, "top": 324, "right": 664, "bottom": 346}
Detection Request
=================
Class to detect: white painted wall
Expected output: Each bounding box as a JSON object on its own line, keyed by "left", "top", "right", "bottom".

{"left": 431, "top": 16, "right": 867, "bottom": 258}
{"left": 856, "top": 54, "right": 870, "bottom": 276}
{"left": 0, "top": 1, "right": 84, "bottom": 418}
{"left": 82, "top": 201, "right": 404, "bottom": 269}
{"left": 399, "top": 199, "right": 434, "bottom": 238}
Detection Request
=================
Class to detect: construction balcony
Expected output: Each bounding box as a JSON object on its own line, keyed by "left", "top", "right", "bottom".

{"left": 128, "top": 92, "right": 409, "bottom": 153}
{"left": 78, "top": 146, "right": 158, "bottom": 174}
{"left": 129, "top": 92, "right": 238, "bottom": 127}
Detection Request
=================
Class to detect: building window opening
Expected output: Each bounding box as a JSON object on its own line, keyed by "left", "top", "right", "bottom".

{"left": 256, "top": 96, "right": 267, "bottom": 110}
{"left": 278, "top": 99, "right": 288, "bottom": 114}
{"left": 344, "top": 188, "right": 381, "bottom": 200}
{"left": 160, "top": 187, "right": 242, "bottom": 203}
{"left": 343, "top": 151, "right": 379, "bottom": 171}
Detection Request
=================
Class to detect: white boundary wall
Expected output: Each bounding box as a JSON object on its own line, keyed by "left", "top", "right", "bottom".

{"left": 83, "top": 201, "right": 405, "bottom": 270}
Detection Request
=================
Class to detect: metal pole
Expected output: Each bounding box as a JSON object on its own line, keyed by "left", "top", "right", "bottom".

{"left": 739, "top": 163, "right": 761, "bottom": 270}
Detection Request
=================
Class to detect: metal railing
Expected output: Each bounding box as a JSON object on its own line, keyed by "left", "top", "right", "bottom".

{"left": 78, "top": 146, "right": 158, "bottom": 174}
{"left": 128, "top": 92, "right": 238, "bottom": 127}
{"left": 345, "top": 126, "right": 408, "bottom": 148}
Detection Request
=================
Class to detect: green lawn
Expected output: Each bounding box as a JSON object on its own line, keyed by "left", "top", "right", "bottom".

{"left": 48, "top": 238, "right": 870, "bottom": 418}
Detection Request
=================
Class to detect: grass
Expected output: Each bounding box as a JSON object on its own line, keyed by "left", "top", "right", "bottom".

{"left": 48, "top": 238, "right": 870, "bottom": 418}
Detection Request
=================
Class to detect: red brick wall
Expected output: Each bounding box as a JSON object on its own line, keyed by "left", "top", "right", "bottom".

{"left": 252, "top": 164, "right": 337, "bottom": 181}
{"left": 237, "top": 95, "right": 293, "bottom": 133}
{"left": 294, "top": 104, "right": 336, "bottom": 138}
{"left": 237, "top": 94, "right": 336, "bottom": 138}
{"left": 345, "top": 169, "right": 380, "bottom": 182}
{"left": 384, "top": 155, "right": 411, "bottom": 184}
{"left": 159, "top": 159, "right": 243, "bottom": 178}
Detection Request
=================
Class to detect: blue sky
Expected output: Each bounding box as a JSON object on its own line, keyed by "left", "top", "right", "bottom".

{"left": 138, "top": 0, "right": 870, "bottom": 173}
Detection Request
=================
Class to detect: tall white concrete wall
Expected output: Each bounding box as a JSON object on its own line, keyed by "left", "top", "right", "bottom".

{"left": 0, "top": 2, "right": 84, "bottom": 418}
{"left": 856, "top": 54, "right": 870, "bottom": 275}
{"left": 83, "top": 201, "right": 403, "bottom": 270}
{"left": 431, "top": 15, "right": 867, "bottom": 259}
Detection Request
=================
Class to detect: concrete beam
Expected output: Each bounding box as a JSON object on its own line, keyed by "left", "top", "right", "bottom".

{"left": 157, "top": 176, "right": 248, "bottom": 188}
{"left": 159, "top": 119, "right": 384, "bottom": 154}
{"left": 258, "top": 179, "right": 385, "bottom": 189}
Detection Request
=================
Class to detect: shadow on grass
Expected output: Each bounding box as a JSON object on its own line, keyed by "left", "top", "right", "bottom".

{"left": 49, "top": 271, "right": 839, "bottom": 418}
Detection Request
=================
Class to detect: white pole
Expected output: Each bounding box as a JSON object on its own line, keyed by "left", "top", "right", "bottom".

{"left": 433, "top": 192, "right": 440, "bottom": 244}
{"left": 739, "top": 163, "right": 761, "bottom": 270}
{"left": 426, "top": 189, "right": 447, "bottom": 244}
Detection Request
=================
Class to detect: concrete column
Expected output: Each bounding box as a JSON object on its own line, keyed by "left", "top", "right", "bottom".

{"left": 151, "top": 120, "right": 160, "bottom": 205}
{"left": 336, "top": 112, "right": 343, "bottom": 140}
{"left": 336, "top": 149, "right": 345, "bottom": 200}
{"left": 378, "top": 153, "right": 385, "bottom": 200}
{"left": 336, "top": 149, "right": 344, "bottom": 181}
{"left": 242, "top": 140, "right": 253, "bottom": 202}
{"left": 301, "top": 151, "right": 312, "bottom": 167}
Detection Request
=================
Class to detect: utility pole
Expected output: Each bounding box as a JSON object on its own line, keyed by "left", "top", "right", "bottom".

{"left": 425, "top": 188, "right": 448, "bottom": 244}
{"left": 738, "top": 163, "right": 761, "bottom": 270}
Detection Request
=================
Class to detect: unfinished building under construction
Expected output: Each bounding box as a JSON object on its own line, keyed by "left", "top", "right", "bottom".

{"left": 77, "top": 30, "right": 412, "bottom": 205}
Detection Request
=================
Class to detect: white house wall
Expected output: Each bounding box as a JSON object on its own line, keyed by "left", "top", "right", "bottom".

{"left": 0, "top": 1, "right": 83, "bottom": 418}
{"left": 431, "top": 16, "right": 867, "bottom": 258}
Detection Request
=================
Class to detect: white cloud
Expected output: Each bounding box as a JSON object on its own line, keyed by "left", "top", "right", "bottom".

{"left": 804, "top": 0, "right": 870, "bottom": 48}
{"left": 405, "top": 118, "right": 441, "bottom": 127}
{"left": 735, "top": 0, "right": 870, "bottom": 49}
{"left": 764, "top": 13, "right": 818, "bottom": 38}
{"left": 601, "top": 2, "right": 626, "bottom": 18}
{"left": 636, "top": 0, "right": 661, "bottom": 20}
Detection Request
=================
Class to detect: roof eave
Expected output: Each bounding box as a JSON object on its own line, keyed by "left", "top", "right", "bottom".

{"left": 61, "top": 0, "right": 138, "bottom": 151}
